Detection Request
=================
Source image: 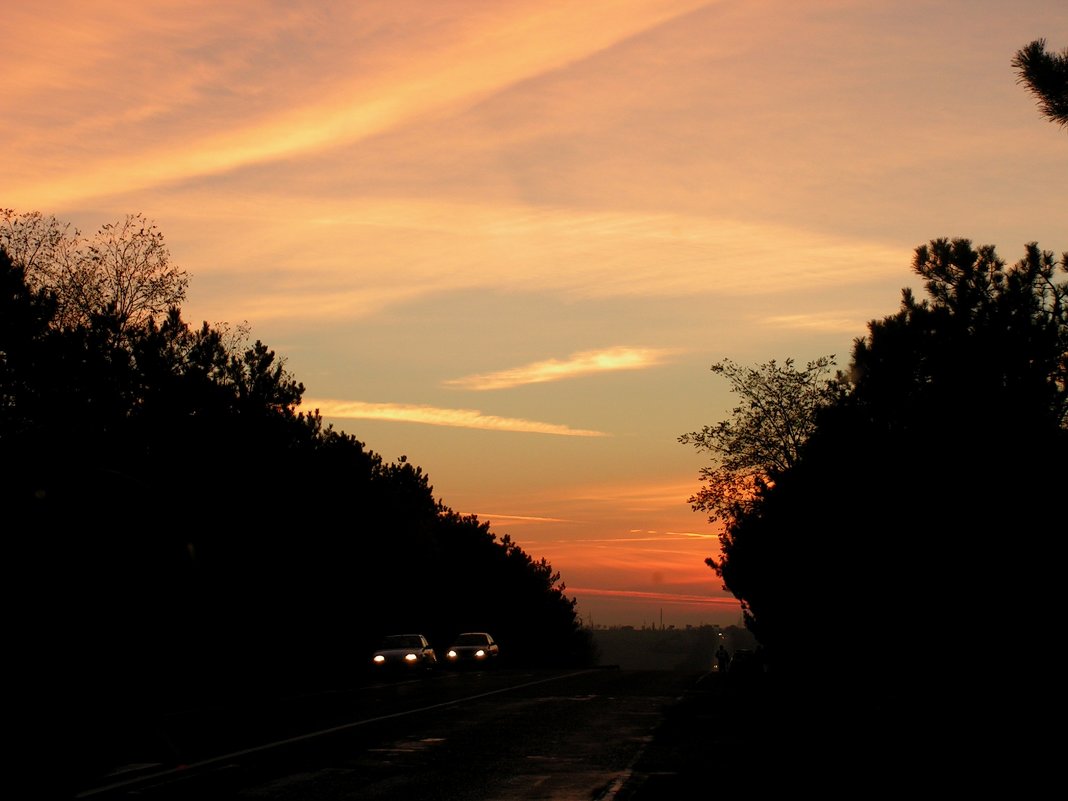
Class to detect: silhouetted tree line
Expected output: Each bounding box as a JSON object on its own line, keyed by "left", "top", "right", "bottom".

{"left": 684, "top": 239, "right": 1066, "bottom": 771}
{"left": 1, "top": 226, "right": 593, "bottom": 782}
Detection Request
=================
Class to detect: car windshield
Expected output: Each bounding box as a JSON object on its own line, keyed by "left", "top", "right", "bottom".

{"left": 455, "top": 633, "right": 489, "bottom": 645}
{"left": 381, "top": 635, "right": 423, "bottom": 649}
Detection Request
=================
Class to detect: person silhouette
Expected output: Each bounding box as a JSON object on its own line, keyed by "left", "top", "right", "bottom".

{"left": 715, "top": 644, "right": 730, "bottom": 674}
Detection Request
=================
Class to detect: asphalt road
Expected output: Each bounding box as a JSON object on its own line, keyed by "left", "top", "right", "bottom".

{"left": 43, "top": 658, "right": 1054, "bottom": 798}
{"left": 73, "top": 667, "right": 721, "bottom": 800}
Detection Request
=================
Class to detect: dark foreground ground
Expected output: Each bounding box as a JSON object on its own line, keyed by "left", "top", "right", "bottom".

{"left": 616, "top": 667, "right": 1058, "bottom": 798}
{"left": 613, "top": 670, "right": 782, "bottom": 798}
{"left": 616, "top": 669, "right": 923, "bottom": 798}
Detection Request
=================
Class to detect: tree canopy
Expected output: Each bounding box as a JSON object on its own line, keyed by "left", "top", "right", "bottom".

{"left": 678, "top": 356, "right": 840, "bottom": 568}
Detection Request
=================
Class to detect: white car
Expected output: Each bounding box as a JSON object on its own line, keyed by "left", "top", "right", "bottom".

{"left": 371, "top": 634, "right": 438, "bottom": 672}
{"left": 444, "top": 632, "right": 500, "bottom": 668}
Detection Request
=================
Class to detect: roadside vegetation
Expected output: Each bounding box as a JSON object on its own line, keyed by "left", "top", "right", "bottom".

{"left": 683, "top": 240, "right": 1066, "bottom": 677}
{"left": 1, "top": 215, "right": 594, "bottom": 783}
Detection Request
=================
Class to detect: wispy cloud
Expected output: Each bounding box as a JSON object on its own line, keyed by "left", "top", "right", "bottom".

{"left": 113, "top": 194, "right": 908, "bottom": 327}
{"left": 760, "top": 312, "right": 876, "bottom": 334}
{"left": 569, "top": 587, "right": 739, "bottom": 606}
{"left": 558, "top": 479, "right": 704, "bottom": 508}
{"left": 304, "top": 398, "right": 608, "bottom": 437}
{"left": 535, "top": 532, "right": 717, "bottom": 544}
{"left": 4, "top": 0, "right": 709, "bottom": 209}
{"left": 672, "top": 531, "right": 719, "bottom": 540}
{"left": 445, "top": 346, "right": 677, "bottom": 391}
{"left": 463, "top": 513, "right": 572, "bottom": 524}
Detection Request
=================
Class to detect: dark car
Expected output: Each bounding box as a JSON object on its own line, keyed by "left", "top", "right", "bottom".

{"left": 444, "top": 632, "right": 500, "bottom": 668}
{"left": 371, "top": 633, "right": 438, "bottom": 672}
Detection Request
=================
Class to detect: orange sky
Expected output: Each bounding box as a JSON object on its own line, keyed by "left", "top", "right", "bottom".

{"left": 4, "top": 0, "right": 1065, "bottom": 627}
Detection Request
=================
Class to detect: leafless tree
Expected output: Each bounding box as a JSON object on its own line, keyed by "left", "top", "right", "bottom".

{"left": 1, "top": 209, "right": 189, "bottom": 331}
{"left": 679, "top": 356, "right": 840, "bottom": 531}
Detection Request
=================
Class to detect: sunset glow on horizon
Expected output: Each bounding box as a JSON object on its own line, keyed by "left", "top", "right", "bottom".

{"left": 5, "top": 0, "right": 1064, "bottom": 628}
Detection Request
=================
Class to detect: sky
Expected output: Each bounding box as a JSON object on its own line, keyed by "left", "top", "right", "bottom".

{"left": 5, "top": 0, "right": 1065, "bottom": 629}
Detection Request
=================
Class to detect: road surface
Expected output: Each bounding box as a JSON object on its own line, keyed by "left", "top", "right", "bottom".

{"left": 74, "top": 667, "right": 725, "bottom": 800}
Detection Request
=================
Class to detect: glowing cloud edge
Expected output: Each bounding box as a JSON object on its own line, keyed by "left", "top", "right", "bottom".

{"left": 304, "top": 398, "right": 608, "bottom": 437}
{"left": 444, "top": 346, "right": 679, "bottom": 390}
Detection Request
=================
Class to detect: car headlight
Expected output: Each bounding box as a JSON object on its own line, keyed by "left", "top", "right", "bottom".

{"left": 373, "top": 655, "right": 385, "bottom": 664}
{"left": 447, "top": 650, "right": 458, "bottom": 659}
{"left": 405, "top": 652, "right": 418, "bottom": 662}
{"left": 475, "top": 649, "right": 486, "bottom": 658}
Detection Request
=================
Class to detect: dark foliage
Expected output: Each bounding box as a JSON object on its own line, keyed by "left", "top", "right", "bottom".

{"left": 1, "top": 244, "right": 591, "bottom": 787}
{"left": 693, "top": 240, "right": 1066, "bottom": 760}
{"left": 1012, "top": 38, "right": 1068, "bottom": 130}
{"left": 678, "top": 356, "right": 840, "bottom": 576}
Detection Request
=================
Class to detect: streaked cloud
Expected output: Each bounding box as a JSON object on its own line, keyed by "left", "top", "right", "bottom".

{"left": 672, "top": 531, "right": 719, "bottom": 540}
{"left": 445, "top": 346, "right": 677, "bottom": 391}
{"left": 3, "top": 0, "right": 710, "bottom": 209}
{"left": 304, "top": 398, "right": 608, "bottom": 437}
{"left": 568, "top": 587, "right": 739, "bottom": 607}
{"left": 760, "top": 312, "right": 879, "bottom": 334}
{"left": 535, "top": 532, "right": 717, "bottom": 544}
{"left": 558, "top": 479, "right": 705, "bottom": 509}
{"left": 172, "top": 198, "right": 909, "bottom": 326}
{"left": 465, "top": 513, "right": 572, "bottom": 525}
